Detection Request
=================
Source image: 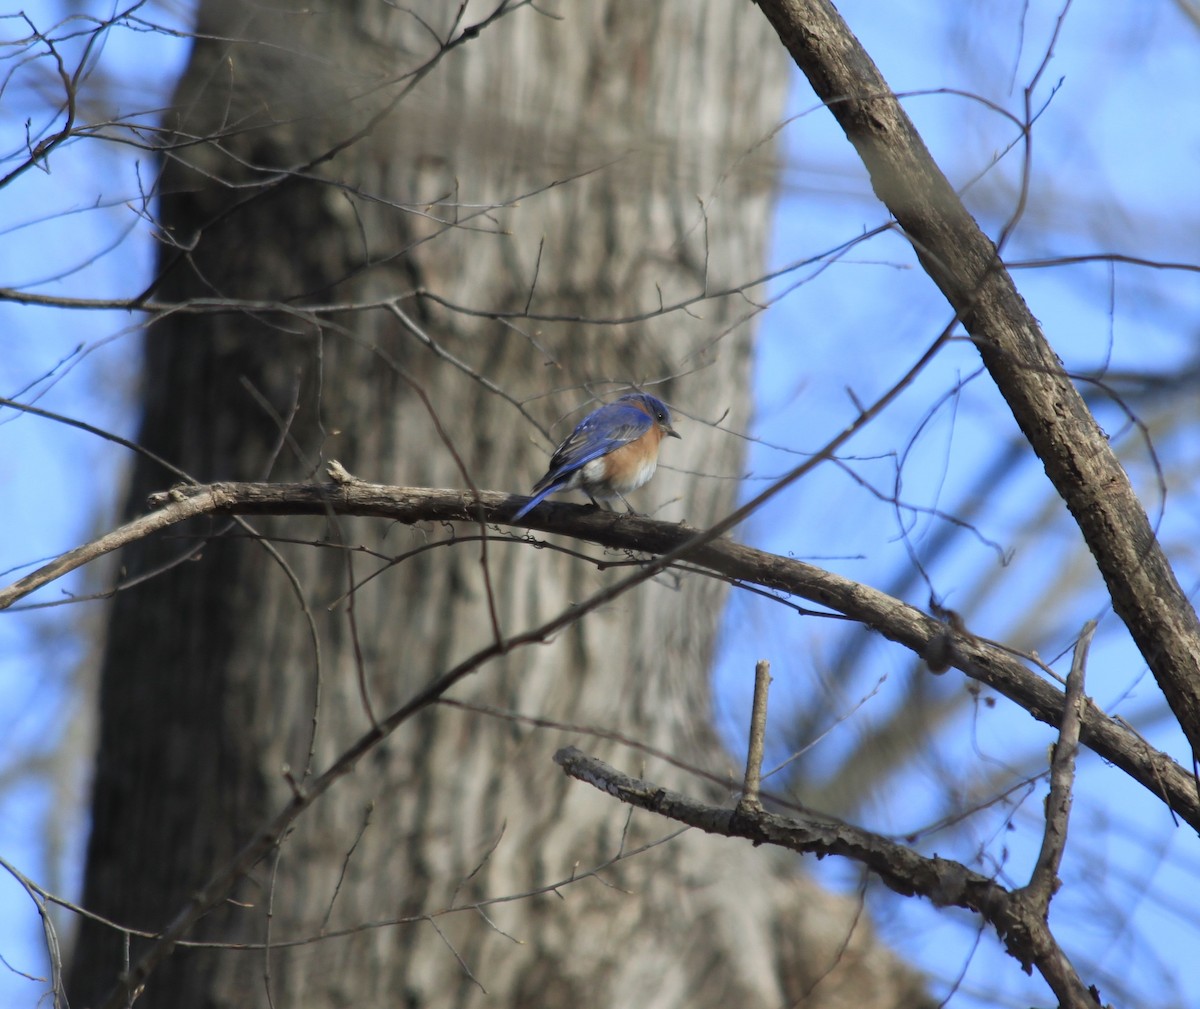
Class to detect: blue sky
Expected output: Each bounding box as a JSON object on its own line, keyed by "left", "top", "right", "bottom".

{"left": 3, "top": 2, "right": 1200, "bottom": 1006}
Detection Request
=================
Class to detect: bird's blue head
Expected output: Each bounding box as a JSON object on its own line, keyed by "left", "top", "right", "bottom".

{"left": 618, "top": 393, "right": 681, "bottom": 439}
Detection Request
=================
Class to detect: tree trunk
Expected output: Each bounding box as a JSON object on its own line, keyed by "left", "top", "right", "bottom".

{"left": 68, "top": 3, "right": 928, "bottom": 1006}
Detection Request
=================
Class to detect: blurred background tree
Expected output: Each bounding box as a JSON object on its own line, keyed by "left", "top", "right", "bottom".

{"left": 11, "top": 2, "right": 926, "bottom": 1008}
{"left": 2, "top": 2, "right": 1199, "bottom": 1007}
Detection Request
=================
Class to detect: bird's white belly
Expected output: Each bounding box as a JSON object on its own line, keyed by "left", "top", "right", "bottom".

{"left": 580, "top": 455, "right": 658, "bottom": 497}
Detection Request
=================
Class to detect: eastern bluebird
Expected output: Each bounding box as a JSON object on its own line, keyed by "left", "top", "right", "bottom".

{"left": 513, "top": 392, "right": 682, "bottom": 520}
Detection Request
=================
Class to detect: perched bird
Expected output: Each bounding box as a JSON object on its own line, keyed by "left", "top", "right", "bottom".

{"left": 513, "top": 392, "right": 682, "bottom": 520}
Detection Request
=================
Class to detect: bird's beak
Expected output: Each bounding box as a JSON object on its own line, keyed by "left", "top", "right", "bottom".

{"left": 665, "top": 424, "right": 682, "bottom": 439}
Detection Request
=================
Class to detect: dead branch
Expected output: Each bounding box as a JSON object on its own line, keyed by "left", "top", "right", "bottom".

{"left": 555, "top": 745, "right": 1100, "bottom": 1009}
{"left": 2, "top": 478, "right": 1196, "bottom": 835}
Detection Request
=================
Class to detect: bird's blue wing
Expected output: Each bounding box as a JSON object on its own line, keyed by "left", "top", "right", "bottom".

{"left": 535, "top": 402, "right": 653, "bottom": 490}
{"left": 513, "top": 402, "right": 654, "bottom": 520}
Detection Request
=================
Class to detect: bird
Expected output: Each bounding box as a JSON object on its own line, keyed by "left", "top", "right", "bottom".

{"left": 512, "top": 392, "right": 681, "bottom": 521}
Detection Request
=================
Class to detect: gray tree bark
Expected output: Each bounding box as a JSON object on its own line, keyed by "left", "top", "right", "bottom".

{"left": 68, "top": 3, "right": 929, "bottom": 1006}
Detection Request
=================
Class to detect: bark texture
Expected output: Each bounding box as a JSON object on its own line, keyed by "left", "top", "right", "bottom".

{"left": 68, "top": 3, "right": 929, "bottom": 1007}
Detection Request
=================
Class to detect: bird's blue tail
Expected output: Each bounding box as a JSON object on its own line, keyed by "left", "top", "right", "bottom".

{"left": 512, "top": 485, "right": 558, "bottom": 521}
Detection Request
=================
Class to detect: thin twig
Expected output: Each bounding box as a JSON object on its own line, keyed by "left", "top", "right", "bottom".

{"left": 739, "top": 660, "right": 772, "bottom": 812}
{"left": 1022, "top": 620, "right": 1094, "bottom": 915}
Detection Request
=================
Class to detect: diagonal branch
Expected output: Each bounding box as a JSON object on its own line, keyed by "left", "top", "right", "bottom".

{"left": 555, "top": 746, "right": 1099, "bottom": 1008}
{"left": 752, "top": 0, "right": 1200, "bottom": 764}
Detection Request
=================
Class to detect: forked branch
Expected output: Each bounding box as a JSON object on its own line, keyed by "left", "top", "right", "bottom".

{"left": 752, "top": 0, "right": 1200, "bottom": 762}
{"left": 556, "top": 746, "right": 1100, "bottom": 1009}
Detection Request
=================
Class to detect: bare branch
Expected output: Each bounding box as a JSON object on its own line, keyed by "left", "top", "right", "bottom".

{"left": 753, "top": 0, "right": 1200, "bottom": 764}
{"left": 1022, "top": 621, "right": 1094, "bottom": 916}
{"left": 2, "top": 478, "right": 1196, "bottom": 836}
{"left": 739, "top": 659, "right": 772, "bottom": 812}
{"left": 555, "top": 746, "right": 1099, "bottom": 1009}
